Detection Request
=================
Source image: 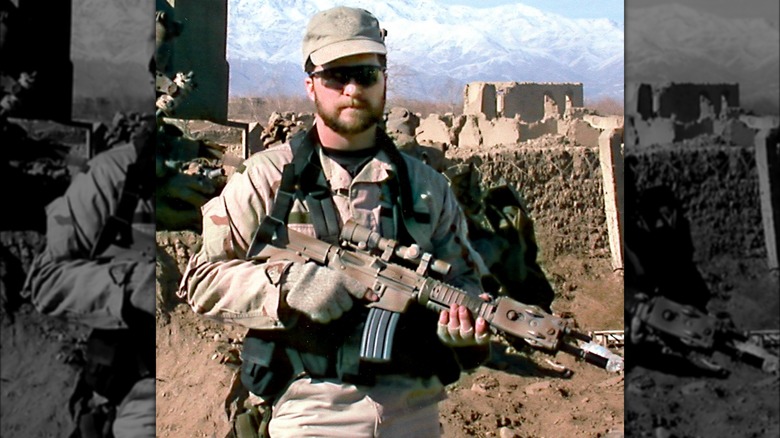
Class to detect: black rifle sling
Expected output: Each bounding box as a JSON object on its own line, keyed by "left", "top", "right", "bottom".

{"left": 247, "top": 128, "right": 325, "bottom": 257}
{"left": 247, "top": 127, "right": 422, "bottom": 258}
{"left": 90, "top": 137, "right": 155, "bottom": 260}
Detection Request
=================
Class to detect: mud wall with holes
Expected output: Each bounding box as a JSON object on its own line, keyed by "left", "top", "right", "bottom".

{"left": 463, "top": 82, "right": 584, "bottom": 122}
{"left": 627, "top": 82, "right": 740, "bottom": 123}
{"left": 627, "top": 145, "right": 765, "bottom": 261}
{"left": 448, "top": 146, "right": 608, "bottom": 261}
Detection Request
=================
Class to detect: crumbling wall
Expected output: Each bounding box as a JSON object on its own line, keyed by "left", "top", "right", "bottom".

{"left": 418, "top": 112, "right": 619, "bottom": 149}
{"left": 478, "top": 117, "right": 522, "bottom": 147}
{"left": 464, "top": 82, "right": 584, "bottom": 123}
{"left": 560, "top": 119, "right": 602, "bottom": 148}
{"left": 627, "top": 114, "right": 778, "bottom": 147}
{"left": 627, "top": 82, "right": 739, "bottom": 123}
{"left": 714, "top": 119, "right": 756, "bottom": 147}
{"left": 449, "top": 146, "right": 607, "bottom": 259}
{"left": 627, "top": 145, "right": 765, "bottom": 260}
{"left": 463, "top": 82, "right": 496, "bottom": 119}
{"left": 521, "top": 118, "right": 558, "bottom": 142}
{"left": 416, "top": 114, "right": 458, "bottom": 145}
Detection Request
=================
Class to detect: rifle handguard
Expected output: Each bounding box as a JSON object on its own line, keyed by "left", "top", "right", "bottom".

{"left": 251, "top": 221, "right": 620, "bottom": 371}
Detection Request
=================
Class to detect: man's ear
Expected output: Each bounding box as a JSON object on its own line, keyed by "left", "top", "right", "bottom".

{"left": 305, "top": 77, "right": 315, "bottom": 101}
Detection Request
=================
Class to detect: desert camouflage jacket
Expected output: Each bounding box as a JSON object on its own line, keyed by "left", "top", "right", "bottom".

{"left": 179, "top": 130, "right": 487, "bottom": 330}
{"left": 23, "top": 143, "right": 155, "bottom": 329}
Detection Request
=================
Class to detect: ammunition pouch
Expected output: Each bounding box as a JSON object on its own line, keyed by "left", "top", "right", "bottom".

{"left": 240, "top": 305, "right": 470, "bottom": 397}
{"left": 230, "top": 405, "right": 272, "bottom": 438}
{"left": 239, "top": 336, "right": 295, "bottom": 399}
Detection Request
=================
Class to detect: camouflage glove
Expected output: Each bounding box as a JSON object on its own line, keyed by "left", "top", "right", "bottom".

{"left": 437, "top": 303, "right": 491, "bottom": 347}
{"left": 282, "top": 262, "right": 370, "bottom": 324}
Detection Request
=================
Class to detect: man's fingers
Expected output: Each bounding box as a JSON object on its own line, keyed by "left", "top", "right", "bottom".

{"left": 334, "top": 289, "right": 354, "bottom": 313}
{"left": 458, "top": 305, "right": 473, "bottom": 334}
{"left": 475, "top": 316, "right": 488, "bottom": 336}
{"left": 439, "top": 309, "right": 449, "bottom": 326}
{"left": 448, "top": 303, "right": 461, "bottom": 329}
{"left": 437, "top": 304, "right": 490, "bottom": 347}
{"left": 364, "top": 290, "right": 379, "bottom": 302}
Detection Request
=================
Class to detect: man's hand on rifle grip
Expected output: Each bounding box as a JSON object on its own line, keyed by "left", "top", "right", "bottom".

{"left": 282, "top": 262, "right": 378, "bottom": 324}
{"left": 437, "top": 302, "right": 490, "bottom": 347}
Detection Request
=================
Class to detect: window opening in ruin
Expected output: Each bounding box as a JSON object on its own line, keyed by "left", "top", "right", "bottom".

{"left": 637, "top": 84, "right": 653, "bottom": 120}
{"left": 496, "top": 89, "right": 505, "bottom": 118}
{"left": 699, "top": 92, "right": 714, "bottom": 120}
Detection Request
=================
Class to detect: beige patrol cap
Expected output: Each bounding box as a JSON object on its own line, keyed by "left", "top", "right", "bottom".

{"left": 302, "top": 6, "right": 387, "bottom": 68}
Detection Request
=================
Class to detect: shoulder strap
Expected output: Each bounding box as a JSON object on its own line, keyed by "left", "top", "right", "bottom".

{"left": 90, "top": 141, "right": 155, "bottom": 260}
{"left": 247, "top": 127, "right": 429, "bottom": 258}
{"left": 376, "top": 130, "right": 430, "bottom": 226}
{"left": 247, "top": 130, "right": 313, "bottom": 257}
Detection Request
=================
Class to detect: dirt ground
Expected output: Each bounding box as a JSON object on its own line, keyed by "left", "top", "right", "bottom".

{"left": 624, "top": 256, "right": 780, "bottom": 438}
{"left": 150, "top": 126, "right": 626, "bottom": 437}
{"left": 153, "top": 246, "right": 625, "bottom": 438}
{"left": 5, "top": 119, "right": 776, "bottom": 438}
{"left": 2, "top": 124, "right": 626, "bottom": 438}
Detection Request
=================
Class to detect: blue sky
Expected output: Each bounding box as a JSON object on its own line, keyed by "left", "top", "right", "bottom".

{"left": 438, "top": 0, "right": 624, "bottom": 26}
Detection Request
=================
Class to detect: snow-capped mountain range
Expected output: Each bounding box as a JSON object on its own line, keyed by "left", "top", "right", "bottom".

{"left": 227, "top": 0, "right": 625, "bottom": 103}
{"left": 626, "top": 4, "right": 779, "bottom": 114}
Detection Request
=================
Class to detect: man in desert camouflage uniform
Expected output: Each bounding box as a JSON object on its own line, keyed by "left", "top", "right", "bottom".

{"left": 23, "top": 116, "right": 157, "bottom": 438}
{"left": 179, "top": 6, "right": 491, "bottom": 437}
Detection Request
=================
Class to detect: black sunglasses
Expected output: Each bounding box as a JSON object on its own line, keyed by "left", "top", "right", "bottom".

{"left": 309, "top": 65, "right": 385, "bottom": 88}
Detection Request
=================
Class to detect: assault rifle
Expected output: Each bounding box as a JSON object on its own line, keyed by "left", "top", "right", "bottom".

{"left": 631, "top": 295, "right": 779, "bottom": 375}
{"left": 248, "top": 219, "right": 623, "bottom": 372}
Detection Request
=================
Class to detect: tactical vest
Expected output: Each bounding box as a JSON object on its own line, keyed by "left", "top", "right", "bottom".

{"left": 240, "top": 127, "right": 464, "bottom": 398}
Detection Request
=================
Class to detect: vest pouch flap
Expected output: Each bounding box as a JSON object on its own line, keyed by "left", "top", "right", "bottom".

{"left": 240, "top": 336, "right": 293, "bottom": 398}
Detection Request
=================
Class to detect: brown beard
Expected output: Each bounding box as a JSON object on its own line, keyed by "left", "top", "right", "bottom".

{"left": 314, "top": 90, "right": 386, "bottom": 136}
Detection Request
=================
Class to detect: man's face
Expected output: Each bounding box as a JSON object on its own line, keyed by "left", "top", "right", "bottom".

{"left": 306, "top": 53, "right": 386, "bottom": 136}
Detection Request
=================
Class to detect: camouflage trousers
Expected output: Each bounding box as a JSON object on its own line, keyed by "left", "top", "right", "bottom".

{"left": 260, "top": 375, "right": 445, "bottom": 437}
{"left": 112, "top": 377, "right": 155, "bottom": 438}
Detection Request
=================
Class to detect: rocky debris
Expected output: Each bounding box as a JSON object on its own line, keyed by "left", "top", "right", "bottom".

{"left": 260, "top": 111, "right": 313, "bottom": 149}
{"left": 156, "top": 231, "right": 201, "bottom": 314}
{"left": 523, "top": 381, "right": 552, "bottom": 395}
{"left": 498, "top": 426, "right": 520, "bottom": 438}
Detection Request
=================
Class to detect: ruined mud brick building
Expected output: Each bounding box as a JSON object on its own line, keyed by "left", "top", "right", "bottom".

{"left": 463, "top": 81, "right": 584, "bottom": 122}
{"left": 408, "top": 82, "right": 625, "bottom": 270}
{"left": 416, "top": 81, "right": 622, "bottom": 150}
{"left": 626, "top": 82, "right": 778, "bottom": 147}
{"left": 625, "top": 82, "right": 779, "bottom": 270}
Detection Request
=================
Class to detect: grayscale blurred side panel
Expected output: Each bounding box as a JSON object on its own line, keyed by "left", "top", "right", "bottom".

{"left": 624, "top": 1, "right": 780, "bottom": 437}
{"left": 1, "top": 1, "right": 156, "bottom": 437}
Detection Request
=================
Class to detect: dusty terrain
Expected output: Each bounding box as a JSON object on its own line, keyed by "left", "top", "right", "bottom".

{"left": 154, "top": 233, "right": 625, "bottom": 438}
{"left": 151, "top": 125, "right": 627, "bottom": 438}
{"left": 625, "top": 140, "right": 780, "bottom": 438}
{"left": 2, "top": 119, "right": 626, "bottom": 438}
{"left": 4, "top": 116, "right": 778, "bottom": 438}
{"left": 625, "top": 256, "right": 779, "bottom": 438}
